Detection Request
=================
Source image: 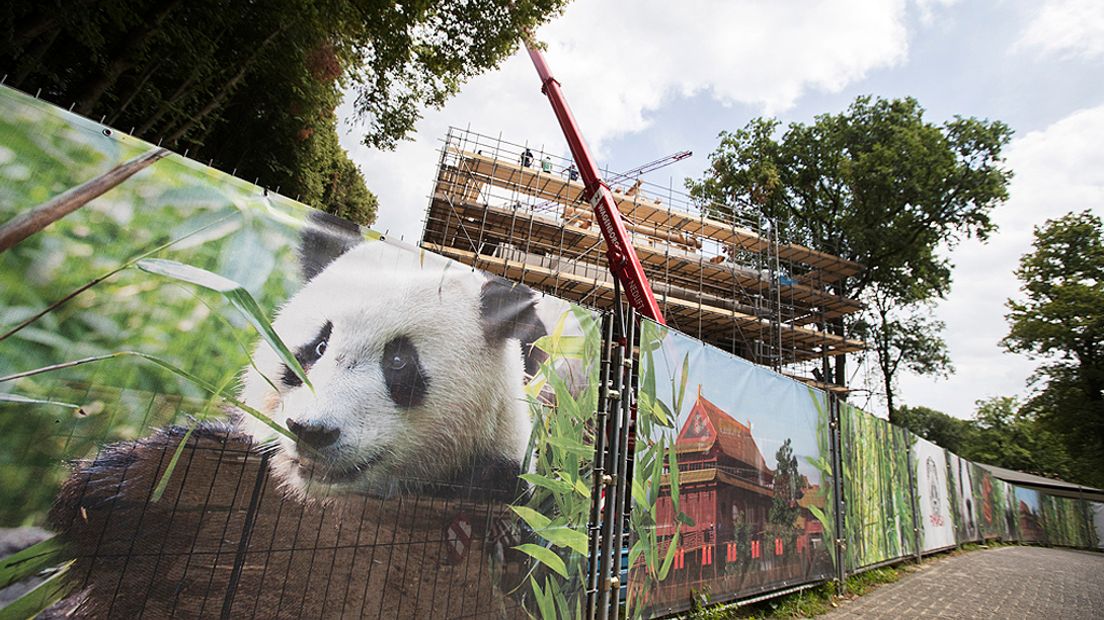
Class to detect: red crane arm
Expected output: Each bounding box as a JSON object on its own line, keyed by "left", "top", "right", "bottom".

{"left": 525, "top": 43, "right": 666, "bottom": 325}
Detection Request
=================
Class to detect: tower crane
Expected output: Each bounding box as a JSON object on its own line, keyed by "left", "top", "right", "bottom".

{"left": 532, "top": 149, "right": 690, "bottom": 214}
{"left": 607, "top": 150, "right": 692, "bottom": 186}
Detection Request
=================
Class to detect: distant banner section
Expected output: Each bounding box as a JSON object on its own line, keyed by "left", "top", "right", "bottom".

{"left": 1039, "top": 493, "right": 1095, "bottom": 548}
{"left": 0, "top": 85, "right": 602, "bottom": 618}
{"left": 628, "top": 322, "right": 834, "bottom": 618}
{"left": 1092, "top": 502, "right": 1104, "bottom": 550}
{"left": 912, "top": 436, "right": 956, "bottom": 552}
{"left": 973, "top": 465, "right": 1012, "bottom": 541}
{"left": 946, "top": 453, "right": 982, "bottom": 544}
{"left": 839, "top": 403, "right": 916, "bottom": 570}
{"left": 1014, "top": 486, "right": 1045, "bottom": 544}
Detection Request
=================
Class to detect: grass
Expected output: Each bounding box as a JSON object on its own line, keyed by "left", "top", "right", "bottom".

{"left": 685, "top": 541, "right": 1016, "bottom": 619}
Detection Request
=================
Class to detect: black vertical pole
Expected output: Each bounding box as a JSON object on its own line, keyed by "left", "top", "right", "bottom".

{"left": 829, "top": 394, "right": 847, "bottom": 593}
{"left": 586, "top": 312, "right": 616, "bottom": 620}
{"left": 598, "top": 286, "right": 629, "bottom": 620}
{"left": 904, "top": 430, "right": 923, "bottom": 562}
{"left": 608, "top": 309, "right": 636, "bottom": 620}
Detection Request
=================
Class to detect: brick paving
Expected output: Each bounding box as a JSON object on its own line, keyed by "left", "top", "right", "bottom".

{"left": 820, "top": 545, "right": 1104, "bottom": 619}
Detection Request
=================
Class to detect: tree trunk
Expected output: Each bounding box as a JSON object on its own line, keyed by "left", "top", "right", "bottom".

{"left": 75, "top": 0, "right": 182, "bottom": 114}
{"left": 12, "top": 29, "right": 59, "bottom": 87}
{"left": 136, "top": 73, "right": 200, "bottom": 136}
{"left": 831, "top": 278, "right": 849, "bottom": 397}
{"left": 884, "top": 366, "right": 896, "bottom": 424}
{"left": 9, "top": 11, "right": 60, "bottom": 53}
{"left": 833, "top": 342, "right": 847, "bottom": 395}
{"left": 108, "top": 57, "right": 164, "bottom": 124}
{"left": 163, "top": 26, "right": 287, "bottom": 144}
{"left": 130, "top": 23, "right": 233, "bottom": 135}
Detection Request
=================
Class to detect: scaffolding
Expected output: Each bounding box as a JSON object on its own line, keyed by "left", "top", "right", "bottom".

{"left": 419, "top": 127, "right": 865, "bottom": 391}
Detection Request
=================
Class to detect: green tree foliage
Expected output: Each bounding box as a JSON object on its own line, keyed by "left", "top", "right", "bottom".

{"left": 687, "top": 96, "right": 1013, "bottom": 412}
{"left": 855, "top": 290, "right": 953, "bottom": 425}
{"left": 1003, "top": 210, "right": 1104, "bottom": 487}
{"left": 769, "top": 438, "right": 801, "bottom": 531}
{"left": 970, "top": 396, "right": 1073, "bottom": 480}
{"left": 894, "top": 404, "right": 975, "bottom": 455}
{"left": 896, "top": 398, "right": 1074, "bottom": 482}
{"left": 0, "top": 0, "right": 568, "bottom": 224}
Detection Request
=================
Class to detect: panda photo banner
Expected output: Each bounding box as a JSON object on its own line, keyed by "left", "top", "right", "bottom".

{"left": 0, "top": 85, "right": 604, "bottom": 619}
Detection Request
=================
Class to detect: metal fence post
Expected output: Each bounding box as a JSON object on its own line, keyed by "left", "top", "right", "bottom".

{"left": 607, "top": 309, "right": 636, "bottom": 620}
{"left": 586, "top": 312, "right": 616, "bottom": 620}
{"left": 904, "top": 430, "right": 923, "bottom": 562}
{"left": 828, "top": 394, "right": 847, "bottom": 594}
{"left": 1078, "top": 492, "right": 1093, "bottom": 549}
{"left": 597, "top": 305, "right": 628, "bottom": 620}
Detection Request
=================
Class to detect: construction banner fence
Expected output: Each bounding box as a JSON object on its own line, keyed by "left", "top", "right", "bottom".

{"left": 0, "top": 85, "right": 608, "bottom": 619}
{"left": 1, "top": 85, "right": 1102, "bottom": 619}
{"left": 623, "top": 316, "right": 1104, "bottom": 617}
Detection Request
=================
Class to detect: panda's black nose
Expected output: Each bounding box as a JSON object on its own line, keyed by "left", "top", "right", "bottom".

{"left": 287, "top": 419, "right": 341, "bottom": 449}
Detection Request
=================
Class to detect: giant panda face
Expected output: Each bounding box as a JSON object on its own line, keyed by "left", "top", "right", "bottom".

{"left": 238, "top": 240, "right": 544, "bottom": 499}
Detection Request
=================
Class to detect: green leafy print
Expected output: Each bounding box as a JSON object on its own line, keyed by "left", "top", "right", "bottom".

{"left": 626, "top": 320, "right": 695, "bottom": 620}
{"left": 511, "top": 305, "right": 602, "bottom": 619}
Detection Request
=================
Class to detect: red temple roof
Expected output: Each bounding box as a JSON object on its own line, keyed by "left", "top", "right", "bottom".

{"left": 676, "top": 387, "right": 770, "bottom": 475}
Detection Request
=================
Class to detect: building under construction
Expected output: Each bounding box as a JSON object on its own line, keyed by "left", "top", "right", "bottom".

{"left": 419, "top": 128, "right": 865, "bottom": 391}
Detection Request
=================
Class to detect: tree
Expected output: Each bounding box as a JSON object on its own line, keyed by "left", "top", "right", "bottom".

{"left": 896, "top": 398, "right": 1074, "bottom": 481}
{"left": 892, "top": 397, "right": 1073, "bottom": 480}
{"left": 1, "top": 0, "right": 569, "bottom": 224}
{"left": 855, "top": 287, "right": 953, "bottom": 425}
{"left": 687, "top": 97, "right": 1012, "bottom": 415}
{"left": 894, "top": 404, "right": 975, "bottom": 455}
{"left": 969, "top": 396, "right": 1072, "bottom": 480}
{"left": 769, "top": 438, "right": 802, "bottom": 532}
{"left": 1003, "top": 210, "right": 1104, "bottom": 487}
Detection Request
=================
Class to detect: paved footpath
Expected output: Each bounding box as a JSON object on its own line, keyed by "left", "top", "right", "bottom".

{"left": 820, "top": 545, "right": 1104, "bottom": 619}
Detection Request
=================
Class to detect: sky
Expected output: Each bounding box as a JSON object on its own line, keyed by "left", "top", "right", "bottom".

{"left": 337, "top": 0, "right": 1104, "bottom": 420}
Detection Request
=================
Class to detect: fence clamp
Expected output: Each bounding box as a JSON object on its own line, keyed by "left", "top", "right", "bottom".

{"left": 605, "top": 576, "right": 620, "bottom": 591}
{"left": 601, "top": 474, "right": 615, "bottom": 487}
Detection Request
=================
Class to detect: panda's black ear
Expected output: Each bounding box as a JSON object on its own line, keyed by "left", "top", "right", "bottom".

{"left": 480, "top": 277, "right": 548, "bottom": 376}
{"left": 300, "top": 210, "right": 363, "bottom": 282}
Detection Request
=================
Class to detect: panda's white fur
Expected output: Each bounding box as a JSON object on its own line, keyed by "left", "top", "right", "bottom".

{"left": 238, "top": 240, "right": 537, "bottom": 500}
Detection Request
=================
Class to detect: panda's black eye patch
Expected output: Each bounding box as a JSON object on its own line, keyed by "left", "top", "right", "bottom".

{"left": 381, "top": 335, "right": 428, "bottom": 408}
{"left": 281, "top": 320, "right": 332, "bottom": 387}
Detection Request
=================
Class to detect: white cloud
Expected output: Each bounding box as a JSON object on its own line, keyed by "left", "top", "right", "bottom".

{"left": 914, "top": 0, "right": 961, "bottom": 25}
{"left": 340, "top": 0, "right": 911, "bottom": 239}
{"left": 1015, "top": 0, "right": 1104, "bottom": 60}
{"left": 897, "top": 103, "right": 1104, "bottom": 418}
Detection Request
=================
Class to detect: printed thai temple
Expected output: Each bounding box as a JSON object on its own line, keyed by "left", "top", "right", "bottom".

{"left": 650, "top": 388, "right": 826, "bottom": 595}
